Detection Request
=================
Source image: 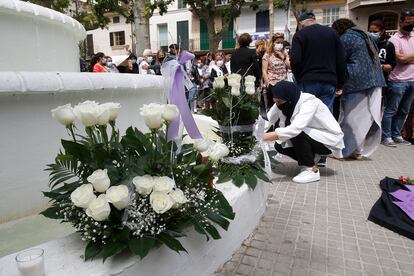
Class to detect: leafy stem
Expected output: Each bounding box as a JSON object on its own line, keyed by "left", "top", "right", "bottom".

{"left": 68, "top": 124, "right": 77, "bottom": 143}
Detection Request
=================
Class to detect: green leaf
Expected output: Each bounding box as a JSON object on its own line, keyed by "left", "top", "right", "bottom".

{"left": 216, "top": 193, "right": 235, "bottom": 220}
{"left": 61, "top": 140, "right": 90, "bottom": 162}
{"left": 156, "top": 233, "right": 187, "bottom": 254}
{"left": 245, "top": 174, "right": 258, "bottom": 190}
{"left": 193, "top": 164, "right": 208, "bottom": 175}
{"left": 102, "top": 241, "right": 127, "bottom": 262}
{"left": 206, "top": 211, "right": 230, "bottom": 231}
{"left": 84, "top": 241, "right": 103, "bottom": 261}
{"left": 40, "top": 206, "right": 61, "bottom": 219}
{"left": 203, "top": 222, "right": 221, "bottom": 240}
{"left": 222, "top": 97, "right": 231, "bottom": 108}
{"left": 129, "top": 237, "right": 156, "bottom": 259}
{"left": 233, "top": 175, "right": 244, "bottom": 187}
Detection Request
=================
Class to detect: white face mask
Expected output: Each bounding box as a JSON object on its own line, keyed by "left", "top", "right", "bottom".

{"left": 216, "top": 60, "right": 224, "bottom": 67}
{"left": 274, "top": 43, "right": 283, "bottom": 51}
{"left": 107, "top": 61, "right": 113, "bottom": 67}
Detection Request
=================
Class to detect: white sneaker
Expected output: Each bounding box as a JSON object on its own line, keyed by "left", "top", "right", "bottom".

{"left": 292, "top": 168, "right": 320, "bottom": 183}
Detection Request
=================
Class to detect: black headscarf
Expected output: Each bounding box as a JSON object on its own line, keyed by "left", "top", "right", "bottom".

{"left": 271, "top": 80, "right": 301, "bottom": 126}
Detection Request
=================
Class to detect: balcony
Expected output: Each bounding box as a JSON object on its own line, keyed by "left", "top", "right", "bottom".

{"left": 348, "top": 0, "right": 406, "bottom": 10}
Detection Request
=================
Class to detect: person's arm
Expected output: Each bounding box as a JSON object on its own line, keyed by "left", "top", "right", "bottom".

{"left": 251, "top": 51, "right": 261, "bottom": 83}
{"left": 390, "top": 40, "right": 414, "bottom": 64}
{"left": 335, "top": 35, "right": 346, "bottom": 89}
{"left": 383, "top": 42, "right": 396, "bottom": 72}
{"left": 275, "top": 99, "right": 318, "bottom": 142}
{"left": 284, "top": 54, "right": 291, "bottom": 70}
{"left": 290, "top": 34, "right": 302, "bottom": 79}
{"left": 262, "top": 58, "right": 269, "bottom": 87}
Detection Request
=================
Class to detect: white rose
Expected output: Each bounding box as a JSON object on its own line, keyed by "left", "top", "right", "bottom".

{"left": 96, "top": 105, "right": 110, "bottom": 125}
{"left": 100, "top": 102, "right": 121, "bottom": 121}
{"left": 169, "top": 189, "right": 188, "bottom": 208}
{"left": 73, "top": 100, "right": 100, "bottom": 127}
{"left": 51, "top": 104, "right": 75, "bottom": 126}
{"left": 70, "top": 184, "right": 96, "bottom": 208}
{"left": 132, "top": 175, "right": 154, "bottom": 195}
{"left": 140, "top": 103, "right": 164, "bottom": 129}
{"left": 87, "top": 169, "right": 111, "bottom": 193}
{"left": 150, "top": 191, "right": 174, "bottom": 214}
{"left": 153, "top": 176, "right": 175, "bottom": 193}
{"left": 245, "top": 75, "right": 256, "bottom": 83}
{"left": 228, "top": 73, "right": 242, "bottom": 87}
{"left": 193, "top": 138, "right": 212, "bottom": 152}
{"left": 162, "top": 104, "right": 179, "bottom": 121}
{"left": 213, "top": 79, "right": 225, "bottom": 89}
{"left": 209, "top": 142, "right": 230, "bottom": 161}
{"left": 231, "top": 85, "right": 241, "bottom": 96}
{"left": 85, "top": 194, "right": 111, "bottom": 221}
{"left": 245, "top": 85, "right": 256, "bottom": 95}
{"left": 106, "top": 185, "right": 130, "bottom": 210}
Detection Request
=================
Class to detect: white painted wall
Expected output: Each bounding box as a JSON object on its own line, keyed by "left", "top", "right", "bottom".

{"left": 87, "top": 15, "right": 133, "bottom": 57}
{"left": 0, "top": 73, "right": 164, "bottom": 223}
{"left": 150, "top": 4, "right": 193, "bottom": 52}
{"left": 238, "top": 8, "right": 288, "bottom": 37}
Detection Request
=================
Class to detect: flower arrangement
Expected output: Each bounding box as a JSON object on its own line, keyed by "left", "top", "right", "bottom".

{"left": 203, "top": 74, "right": 270, "bottom": 190}
{"left": 204, "top": 74, "right": 259, "bottom": 157}
{"left": 399, "top": 176, "right": 414, "bottom": 185}
{"left": 42, "top": 101, "right": 234, "bottom": 261}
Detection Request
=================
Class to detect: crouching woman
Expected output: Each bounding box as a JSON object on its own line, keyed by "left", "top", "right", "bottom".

{"left": 264, "top": 81, "right": 344, "bottom": 183}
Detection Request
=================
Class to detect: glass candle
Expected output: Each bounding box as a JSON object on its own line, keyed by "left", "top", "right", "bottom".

{"left": 15, "top": 248, "right": 45, "bottom": 276}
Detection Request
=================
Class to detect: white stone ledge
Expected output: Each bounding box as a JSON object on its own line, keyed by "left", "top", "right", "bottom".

{"left": 0, "top": 72, "right": 165, "bottom": 96}
{"left": 0, "top": 181, "right": 269, "bottom": 276}
{"left": 0, "top": 0, "right": 85, "bottom": 40}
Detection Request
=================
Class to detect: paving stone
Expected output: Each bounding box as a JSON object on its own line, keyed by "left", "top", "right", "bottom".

{"left": 216, "top": 147, "right": 414, "bottom": 276}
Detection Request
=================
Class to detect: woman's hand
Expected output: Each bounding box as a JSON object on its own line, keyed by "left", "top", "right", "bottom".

{"left": 263, "top": 132, "right": 279, "bottom": 141}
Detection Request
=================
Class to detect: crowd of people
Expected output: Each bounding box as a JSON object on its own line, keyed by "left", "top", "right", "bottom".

{"left": 87, "top": 9, "right": 414, "bottom": 183}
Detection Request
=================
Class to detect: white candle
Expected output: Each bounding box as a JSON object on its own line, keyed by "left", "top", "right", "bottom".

{"left": 15, "top": 248, "right": 45, "bottom": 276}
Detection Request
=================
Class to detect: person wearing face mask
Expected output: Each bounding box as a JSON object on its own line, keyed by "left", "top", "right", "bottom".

{"left": 209, "top": 52, "right": 228, "bottom": 84}
{"left": 262, "top": 33, "right": 291, "bottom": 111}
{"left": 90, "top": 52, "right": 108, "bottom": 72}
{"left": 381, "top": 9, "right": 414, "bottom": 147}
{"left": 104, "top": 56, "right": 119, "bottom": 73}
{"left": 263, "top": 81, "right": 344, "bottom": 184}
{"left": 139, "top": 49, "right": 155, "bottom": 74}
{"left": 368, "top": 19, "right": 396, "bottom": 85}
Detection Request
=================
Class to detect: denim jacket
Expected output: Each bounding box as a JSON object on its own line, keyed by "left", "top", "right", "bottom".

{"left": 340, "top": 29, "right": 386, "bottom": 93}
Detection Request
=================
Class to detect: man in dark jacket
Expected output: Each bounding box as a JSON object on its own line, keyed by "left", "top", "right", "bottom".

{"left": 290, "top": 12, "right": 346, "bottom": 113}
{"left": 230, "top": 33, "right": 261, "bottom": 86}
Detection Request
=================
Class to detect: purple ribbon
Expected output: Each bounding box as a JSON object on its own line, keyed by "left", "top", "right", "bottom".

{"left": 167, "top": 51, "right": 202, "bottom": 141}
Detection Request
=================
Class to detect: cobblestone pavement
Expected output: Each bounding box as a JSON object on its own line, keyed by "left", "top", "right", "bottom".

{"left": 215, "top": 145, "right": 414, "bottom": 276}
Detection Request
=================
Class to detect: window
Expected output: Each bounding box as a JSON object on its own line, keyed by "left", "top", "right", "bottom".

{"left": 158, "top": 24, "right": 168, "bottom": 49}
{"left": 177, "top": 0, "right": 187, "bottom": 9}
{"left": 322, "top": 8, "right": 340, "bottom": 26}
{"left": 109, "top": 31, "right": 125, "bottom": 46}
{"left": 216, "top": 0, "right": 228, "bottom": 5}
{"left": 369, "top": 12, "right": 398, "bottom": 31}
{"left": 177, "top": 21, "right": 189, "bottom": 50}
{"left": 256, "top": 10, "right": 269, "bottom": 32}
{"left": 86, "top": 34, "right": 94, "bottom": 58}
{"left": 112, "top": 16, "right": 120, "bottom": 24}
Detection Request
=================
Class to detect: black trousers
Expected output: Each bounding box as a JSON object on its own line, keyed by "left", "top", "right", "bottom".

{"left": 274, "top": 132, "right": 331, "bottom": 167}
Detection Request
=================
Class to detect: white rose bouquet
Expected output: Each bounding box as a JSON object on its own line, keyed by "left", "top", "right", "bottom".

{"left": 42, "top": 102, "right": 234, "bottom": 262}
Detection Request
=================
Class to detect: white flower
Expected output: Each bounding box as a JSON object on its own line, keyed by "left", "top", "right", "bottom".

{"left": 70, "top": 184, "right": 96, "bottom": 208}
{"left": 85, "top": 194, "right": 111, "bottom": 221}
{"left": 51, "top": 104, "right": 75, "bottom": 126}
{"left": 73, "top": 100, "right": 100, "bottom": 127}
{"left": 153, "top": 176, "right": 175, "bottom": 193}
{"left": 245, "top": 85, "right": 256, "bottom": 95}
{"left": 133, "top": 175, "right": 154, "bottom": 195}
{"left": 106, "top": 185, "right": 130, "bottom": 210}
{"left": 96, "top": 105, "right": 110, "bottom": 126}
{"left": 213, "top": 77, "right": 225, "bottom": 89}
{"left": 162, "top": 104, "right": 179, "bottom": 121}
{"left": 150, "top": 191, "right": 173, "bottom": 214}
{"left": 140, "top": 103, "right": 164, "bottom": 129}
{"left": 193, "top": 138, "right": 212, "bottom": 152}
{"left": 100, "top": 102, "right": 121, "bottom": 121}
{"left": 231, "top": 85, "right": 241, "bottom": 96}
{"left": 87, "top": 169, "right": 111, "bottom": 193}
{"left": 245, "top": 75, "right": 256, "bottom": 83}
{"left": 227, "top": 73, "right": 242, "bottom": 87}
{"left": 169, "top": 188, "right": 188, "bottom": 208}
{"left": 209, "top": 142, "right": 230, "bottom": 161}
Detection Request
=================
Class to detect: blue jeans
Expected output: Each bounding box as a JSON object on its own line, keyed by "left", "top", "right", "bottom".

{"left": 382, "top": 81, "right": 414, "bottom": 140}
{"left": 297, "top": 81, "right": 336, "bottom": 113}
{"left": 187, "top": 84, "right": 198, "bottom": 112}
